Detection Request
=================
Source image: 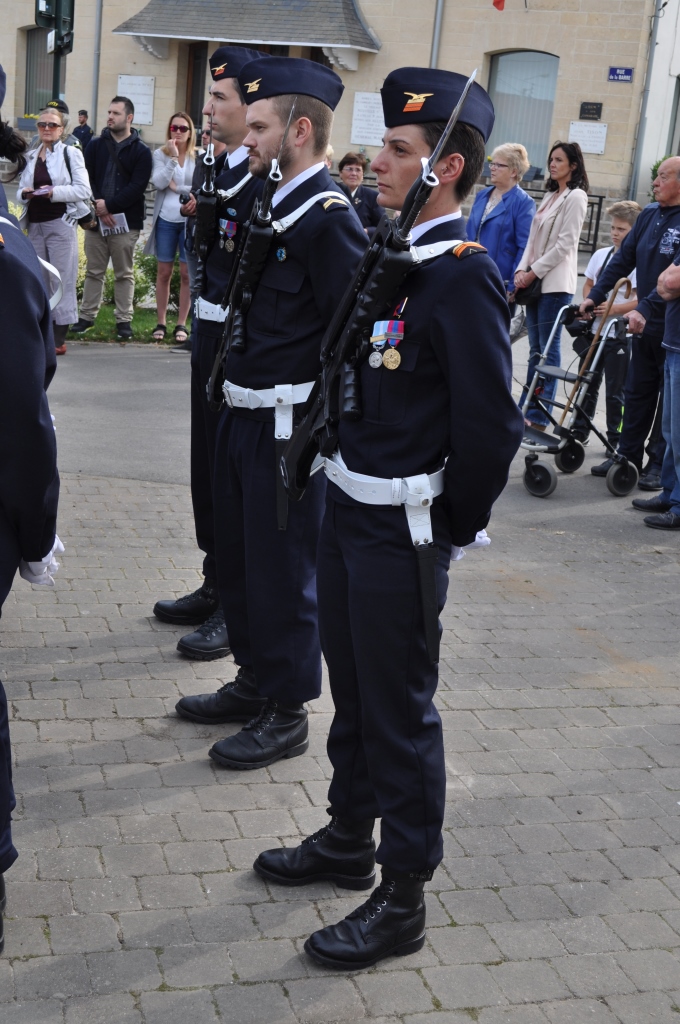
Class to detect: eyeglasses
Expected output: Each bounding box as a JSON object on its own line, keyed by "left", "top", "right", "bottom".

{"left": 170, "top": 125, "right": 191, "bottom": 133}
{"left": 488, "top": 162, "right": 509, "bottom": 170}
{"left": 37, "top": 122, "right": 61, "bottom": 129}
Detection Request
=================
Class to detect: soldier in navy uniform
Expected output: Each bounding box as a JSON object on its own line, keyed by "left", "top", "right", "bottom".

{"left": 153, "top": 47, "right": 267, "bottom": 670}
{"left": 199, "top": 57, "right": 367, "bottom": 769}
{"left": 0, "top": 67, "right": 62, "bottom": 950}
{"left": 253, "top": 68, "right": 523, "bottom": 968}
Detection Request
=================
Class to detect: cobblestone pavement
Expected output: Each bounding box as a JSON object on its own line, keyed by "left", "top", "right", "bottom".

{"left": 2, "top": 353, "right": 680, "bottom": 1022}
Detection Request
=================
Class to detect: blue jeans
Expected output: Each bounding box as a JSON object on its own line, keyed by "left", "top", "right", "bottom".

{"left": 522, "top": 291, "right": 573, "bottom": 426}
{"left": 155, "top": 216, "right": 187, "bottom": 263}
{"left": 660, "top": 350, "right": 680, "bottom": 513}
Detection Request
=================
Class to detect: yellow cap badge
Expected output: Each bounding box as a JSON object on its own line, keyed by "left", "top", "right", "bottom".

{"left": 244, "top": 78, "right": 262, "bottom": 94}
{"left": 211, "top": 62, "right": 228, "bottom": 76}
{"left": 403, "top": 92, "right": 433, "bottom": 113}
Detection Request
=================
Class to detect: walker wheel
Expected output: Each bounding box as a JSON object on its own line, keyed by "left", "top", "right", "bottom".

{"left": 606, "top": 459, "right": 639, "bottom": 497}
{"left": 554, "top": 439, "right": 585, "bottom": 474}
{"left": 523, "top": 460, "right": 558, "bottom": 497}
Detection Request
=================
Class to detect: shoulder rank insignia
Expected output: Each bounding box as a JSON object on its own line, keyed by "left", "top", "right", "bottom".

{"left": 452, "top": 241, "right": 487, "bottom": 259}
{"left": 322, "top": 197, "right": 348, "bottom": 211}
{"left": 0, "top": 233, "right": 4, "bottom": 249}
{"left": 403, "top": 92, "right": 433, "bottom": 112}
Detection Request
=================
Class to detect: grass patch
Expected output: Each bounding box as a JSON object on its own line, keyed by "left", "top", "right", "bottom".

{"left": 67, "top": 306, "right": 192, "bottom": 344}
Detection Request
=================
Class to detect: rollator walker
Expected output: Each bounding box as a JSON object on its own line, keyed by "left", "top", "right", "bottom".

{"left": 520, "top": 278, "right": 638, "bottom": 498}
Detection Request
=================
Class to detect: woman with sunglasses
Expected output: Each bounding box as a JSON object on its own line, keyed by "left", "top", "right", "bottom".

{"left": 17, "top": 107, "right": 92, "bottom": 355}
{"left": 145, "top": 111, "right": 196, "bottom": 344}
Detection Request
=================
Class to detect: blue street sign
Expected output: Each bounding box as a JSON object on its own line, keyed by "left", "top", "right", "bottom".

{"left": 608, "top": 67, "right": 634, "bottom": 83}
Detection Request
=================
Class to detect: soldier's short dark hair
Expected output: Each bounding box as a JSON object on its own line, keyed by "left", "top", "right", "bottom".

{"left": 111, "top": 96, "right": 134, "bottom": 119}
{"left": 271, "top": 94, "right": 333, "bottom": 158}
{"left": 418, "top": 121, "right": 486, "bottom": 202}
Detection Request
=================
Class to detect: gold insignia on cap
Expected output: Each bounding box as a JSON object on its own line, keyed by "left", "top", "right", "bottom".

{"left": 211, "top": 62, "right": 228, "bottom": 76}
{"left": 244, "top": 78, "right": 262, "bottom": 94}
{"left": 403, "top": 92, "right": 434, "bottom": 112}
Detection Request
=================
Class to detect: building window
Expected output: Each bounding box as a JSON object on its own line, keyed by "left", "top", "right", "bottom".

{"left": 486, "top": 51, "right": 559, "bottom": 172}
{"left": 668, "top": 78, "right": 680, "bottom": 156}
{"left": 25, "top": 27, "right": 66, "bottom": 115}
{"left": 187, "top": 43, "right": 208, "bottom": 132}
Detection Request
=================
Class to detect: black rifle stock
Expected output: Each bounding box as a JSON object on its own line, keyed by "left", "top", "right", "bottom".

{"left": 280, "top": 69, "right": 479, "bottom": 502}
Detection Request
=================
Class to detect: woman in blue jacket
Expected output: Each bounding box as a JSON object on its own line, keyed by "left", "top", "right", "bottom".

{"left": 466, "top": 143, "right": 535, "bottom": 305}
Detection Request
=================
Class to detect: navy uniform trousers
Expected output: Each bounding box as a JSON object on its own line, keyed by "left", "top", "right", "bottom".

{"left": 190, "top": 322, "right": 223, "bottom": 584}
{"left": 618, "top": 331, "right": 666, "bottom": 469}
{"left": 318, "top": 493, "right": 452, "bottom": 873}
{"left": 0, "top": 514, "right": 20, "bottom": 875}
{"left": 213, "top": 411, "right": 325, "bottom": 705}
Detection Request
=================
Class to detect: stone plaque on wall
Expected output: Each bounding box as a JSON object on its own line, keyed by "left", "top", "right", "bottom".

{"left": 117, "top": 75, "right": 155, "bottom": 126}
{"left": 351, "top": 92, "right": 386, "bottom": 148}
{"left": 568, "top": 120, "right": 608, "bottom": 155}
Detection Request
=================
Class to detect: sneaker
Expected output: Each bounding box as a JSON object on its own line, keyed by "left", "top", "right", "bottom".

{"left": 116, "top": 322, "right": 133, "bottom": 339}
{"left": 632, "top": 495, "right": 671, "bottom": 513}
{"left": 638, "top": 470, "right": 663, "bottom": 491}
{"left": 643, "top": 511, "right": 680, "bottom": 531}
{"left": 70, "top": 318, "right": 94, "bottom": 333}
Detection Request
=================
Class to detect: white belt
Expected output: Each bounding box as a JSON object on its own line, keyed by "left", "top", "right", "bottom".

{"left": 195, "top": 297, "right": 229, "bottom": 322}
{"left": 324, "top": 451, "right": 444, "bottom": 546}
{"left": 222, "top": 379, "right": 315, "bottom": 440}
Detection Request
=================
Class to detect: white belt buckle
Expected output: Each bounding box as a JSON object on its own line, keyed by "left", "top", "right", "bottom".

{"left": 274, "top": 383, "right": 294, "bottom": 440}
{"left": 222, "top": 384, "right": 263, "bottom": 410}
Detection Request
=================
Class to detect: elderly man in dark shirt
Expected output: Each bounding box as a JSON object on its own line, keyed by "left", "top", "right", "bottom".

{"left": 583, "top": 157, "right": 680, "bottom": 489}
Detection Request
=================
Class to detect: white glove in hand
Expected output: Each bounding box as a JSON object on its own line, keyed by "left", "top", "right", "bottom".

{"left": 451, "top": 530, "right": 491, "bottom": 563}
{"left": 19, "top": 534, "right": 65, "bottom": 587}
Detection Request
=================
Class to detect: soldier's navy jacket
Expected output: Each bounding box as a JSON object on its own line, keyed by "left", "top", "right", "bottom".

{"left": 336, "top": 217, "right": 524, "bottom": 547}
{"left": 588, "top": 202, "right": 680, "bottom": 338}
{"left": 224, "top": 164, "right": 367, "bottom": 397}
{"left": 0, "top": 204, "right": 59, "bottom": 877}
{"left": 341, "top": 183, "right": 382, "bottom": 231}
{"left": 199, "top": 146, "right": 263, "bottom": 311}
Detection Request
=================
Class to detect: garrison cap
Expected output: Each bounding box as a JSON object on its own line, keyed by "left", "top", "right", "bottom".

{"left": 381, "top": 68, "right": 495, "bottom": 143}
{"left": 78, "top": 109, "right": 88, "bottom": 116}
{"left": 209, "top": 46, "right": 269, "bottom": 82}
{"left": 0, "top": 64, "right": 5, "bottom": 109}
{"left": 237, "top": 56, "right": 344, "bottom": 111}
{"left": 46, "top": 98, "right": 69, "bottom": 115}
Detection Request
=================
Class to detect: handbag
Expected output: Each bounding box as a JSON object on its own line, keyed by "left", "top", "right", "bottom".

{"left": 62, "top": 146, "right": 97, "bottom": 228}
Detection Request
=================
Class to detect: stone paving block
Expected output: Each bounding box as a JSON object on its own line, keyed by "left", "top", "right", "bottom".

{"left": 86, "top": 948, "right": 161, "bottom": 994}
{"left": 160, "top": 942, "right": 231, "bottom": 987}
{"left": 57, "top": 817, "right": 120, "bottom": 847}
{"left": 38, "top": 848, "right": 103, "bottom": 881}
{"left": 229, "top": 938, "right": 308, "bottom": 981}
{"left": 118, "top": 814, "right": 182, "bottom": 844}
{"left": 607, "top": 911, "right": 680, "bottom": 949}
{"left": 444, "top": 856, "right": 512, "bottom": 889}
{"left": 138, "top": 874, "right": 206, "bottom": 909}
{"left": 8, "top": 880, "right": 73, "bottom": 917}
{"left": 101, "top": 763, "right": 163, "bottom": 789}
{"left": 554, "top": 883, "right": 627, "bottom": 917}
{"left": 354, "top": 970, "right": 434, "bottom": 1015}
{"left": 252, "top": 900, "right": 324, "bottom": 939}
{"left": 489, "top": 961, "right": 570, "bottom": 1003}
{"left": 187, "top": 905, "right": 260, "bottom": 943}
{"left": 14, "top": 954, "right": 90, "bottom": 1000}
{"left": 118, "top": 908, "right": 193, "bottom": 948}
{"left": 605, "top": 992, "right": 680, "bottom": 1024}
{"left": 606, "top": 847, "right": 675, "bottom": 879}
{"left": 71, "top": 878, "right": 141, "bottom": 913}
{"left": 614, "top": 948, "right": 680, "bottom": 991}
{"left": 608, "top": 879, "right": 680, "bottom": 912}
{"left": 286, "top": 977, "right": 365, "bottom": 1022}
{"left": 487, "top": 921, "right": 566, "bottom": 961}
{"left": 46, "top": 766, "right": 104, "bottom": 791}
{"left": 234, "top": 809, "right": 300, "bottom": 838}
{"left": 2, "top": 916, "right": 51, "bottom": 958}
{"left": 476, "top": 1009, "right": 550, "bottom": 1024}
{"left": 175, "top": 811, "right": 239, "bottom": 841}
{"left": 541, "top": 998, "right": 620, "bottom": 1023}
{"left": 163, "top": 840, "right": 229, "bottom": 873}
{"left": 427, "top": 924, "right": 501, "bottom": 965}
{"left": 504, "top": 824, "right": 571, "bottom": 854}
{"left": 214, "top": 982, "right": 296, "bottom": 1024}
{"left": 201, "top": 869, "right": 269, "bottom": 905}
{"left": 423, "top": 964, "right": 506, "bottom": 1010}
{"left": 102, "top": 843, "right": 167, "bottom": 877}
{"left": 500, "top": 885, "right": 571, "bottom": 921}
{"left": 439, "top": 888, "right": 512, "bottom": 924}
{"left": 552, "top": 953, "right": 637, "bottom": 998}
{"left": 499, "top": 853, "right": 569, "bottom": 886}
{"left": 22, "top": 793, "right": 83, "bottom": 821}
{"left": 0, "top": 1000, "right": 65, "bottom": 1023}
{"left": 49, "top": 913, "right": 121, "bottom": 954}
{"left": 64, "top": 993, "right": 142, "bottom": 1024}
{"left": 404, "top": 1014, "right": 485, "bottom": 1024}
{"left": 139, "top": 990, "right": 219, "bottom": 1024}
{"left": 549, "top": 916, "right": 625, "bottom": 955}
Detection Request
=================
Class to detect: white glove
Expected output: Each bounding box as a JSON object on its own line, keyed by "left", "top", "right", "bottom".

{"left": 451, "top": 530, "right": 491, "bottom": 563}
{"left": 19, "top": 535, "right": 65, "bottom": 587}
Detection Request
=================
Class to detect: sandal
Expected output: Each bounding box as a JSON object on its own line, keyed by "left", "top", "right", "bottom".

{"left": 152, "top": 324, "right": 167, "bottom": 341}
{"left": 174, "top": 324, "right": 189, "bottom": 343}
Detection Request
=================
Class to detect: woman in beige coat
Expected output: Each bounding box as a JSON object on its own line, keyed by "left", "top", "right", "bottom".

{"left": 515, "top": 142, "right": 589, "bottom": 428}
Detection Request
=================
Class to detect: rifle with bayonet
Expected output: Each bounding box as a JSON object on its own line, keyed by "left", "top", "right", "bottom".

{"left": 280, "top": 70, "right": 479, "bottom": 502}
{"left": 193, "top": 110, "right": 218, "bottom": 293}
{"left": 206, "top": 100, "right": 298, "bottom": 412}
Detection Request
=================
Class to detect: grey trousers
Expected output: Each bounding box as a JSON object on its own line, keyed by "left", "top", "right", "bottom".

{"left": 28, "top": 218, "right": 79, "bottom": 326}
{"left": 81, "top": 228, "right": 140, "bottom": 324}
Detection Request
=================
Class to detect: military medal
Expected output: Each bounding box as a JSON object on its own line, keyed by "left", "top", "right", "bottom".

{"left": 219, "top": 218, "right": 238, "bottom": 252}
{"left": 225, "top": 238, "right": 235, "bottom": 252}
{"left": 368, "top": 351, "right": 384, "bottom": 368}
{"left": 382, "top": 347, "right": 401, "bottom": 370}
{"left": 369, "top": 319, "right": 404, "bottom": 368}
{"left": 276, "top": 247, "right": 287, "bottom": 262}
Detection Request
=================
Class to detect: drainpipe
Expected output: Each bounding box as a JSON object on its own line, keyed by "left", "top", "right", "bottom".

{"left": 91, "top": 0, "right": 104, "bottom": 133}
{"left": 629, "top": 0, "right": 665, "bottom": 201}
{"left": 430, "top": 0, "right": 445, "bottom": 69}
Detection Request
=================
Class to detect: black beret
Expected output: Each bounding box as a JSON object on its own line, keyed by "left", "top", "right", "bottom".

{"left": 238, "top": 57, "right": 344, "bottom": 111}
{"left": 380, "top": 68, "right": 494, "bottom": 143}
{"left": 46, "top": 98, "right": 69, "bottom": 115}
{"left": 209, "top": 46, "right": 270, "bottom": 82}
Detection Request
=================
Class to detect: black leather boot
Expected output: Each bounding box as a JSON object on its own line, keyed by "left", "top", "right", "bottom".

{"left": 254, "top": 814, "right": 376, "bottom": 890}
{"left": 175, "top": 666, "right": 265, "bottom": 724}
{"left": 209, "top": 699, "right": 308, "bottom": 770}
{"left": 304, "top": 869, "right": 428, "bottom": 970}
{"left": 153, "top": 581, "right": 219, "bottom": 625}
{"left": 176, "top": 609, "right": 231, "bottom": 661}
